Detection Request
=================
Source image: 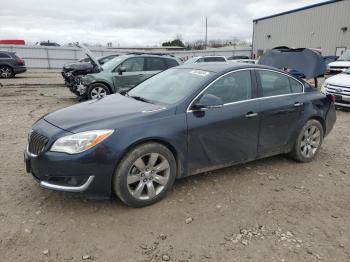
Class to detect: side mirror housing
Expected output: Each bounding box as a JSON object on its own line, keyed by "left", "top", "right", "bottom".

{"left": 192, "top": 94, "right": 224, "bottom": 110}
{"left": 117, "top": 66, "right": 126, "bottom": 75}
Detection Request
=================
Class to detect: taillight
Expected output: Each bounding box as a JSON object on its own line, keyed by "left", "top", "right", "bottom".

{"left": 17, "top": 58, "right": 25, "bottom": 66}
{"left": 327, "top": 94, "right": 335, "bottom": 103}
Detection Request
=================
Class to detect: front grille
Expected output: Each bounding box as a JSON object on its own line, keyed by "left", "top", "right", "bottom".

{"left": 330, "top": 66, "right": 349, "bottom": 69}
{"left": 326, "top": 84, "right": 350, "bottom": 96}
{"left": 28, "top": 131, "right": 49, "bottom": 155}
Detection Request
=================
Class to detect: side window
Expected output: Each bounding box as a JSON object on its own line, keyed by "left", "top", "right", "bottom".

{"left": 289, "top": 78, "right": 304, "bottom": 93}
{"left": 146, "top": 57, "right": 167, "bottom": 71}
{"left": 165, "top": 58, "right": 179, "bottom": 68}
{"left": 202, "top": 70, "right": 252, "bottom": 104}
{"left": 196, "top": 58, "right": 204, "bottom": 62}
{"left": 120, "top": 57, "right": 144, "bottom": 72}
{"left": 0, "top": 53, "right": 11, "bottom": 59}
{"left": 258, "top": 70, "right": 292, "bottom": 97}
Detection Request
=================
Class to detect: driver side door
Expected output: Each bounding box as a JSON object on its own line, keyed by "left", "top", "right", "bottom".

{"left": 112, "top": 57, "right": 145, "bottom": 92}
{"left": 187, "top": 69, "right": 260, "bottom": 174}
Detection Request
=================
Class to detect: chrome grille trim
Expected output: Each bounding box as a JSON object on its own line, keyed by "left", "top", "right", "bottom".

{"left": 28, "top": 131, "right": 49, "bottom": 156}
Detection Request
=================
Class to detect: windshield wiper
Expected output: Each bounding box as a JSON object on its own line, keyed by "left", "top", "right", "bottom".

{"left": 128, "top": 95, "right": 154, "bottom": 104}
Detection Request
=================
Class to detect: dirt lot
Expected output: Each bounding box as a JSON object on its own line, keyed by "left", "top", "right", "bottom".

{"left": 0, "top": 71, "right": 349, "bottom": 262}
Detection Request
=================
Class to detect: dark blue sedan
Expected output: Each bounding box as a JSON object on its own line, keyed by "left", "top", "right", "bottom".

{"left": 24, "top": 63, "right": 336, "bottom": 207}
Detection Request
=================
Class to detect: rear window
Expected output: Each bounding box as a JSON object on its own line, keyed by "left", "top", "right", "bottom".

{"left": 204, "top": 57, "right": 226, "bottom": 62}
{"left": 0, "top": 53, "right": 11, "bottom": 59}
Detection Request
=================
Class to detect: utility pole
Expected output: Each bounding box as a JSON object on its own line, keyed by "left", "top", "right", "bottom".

{"left": 205, "top": 16, "right": 208, "bottom": 50}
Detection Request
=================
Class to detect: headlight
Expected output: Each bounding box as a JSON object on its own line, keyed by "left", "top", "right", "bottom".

{"left": 321, "top": 82, "right": 328, "bottom": 94}
{"left": 51, "top": 130, "right": 114, "bottom": 154}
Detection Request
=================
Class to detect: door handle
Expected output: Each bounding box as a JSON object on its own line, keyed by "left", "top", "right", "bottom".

{"left": 245, "top": 112, "right": 258, "bottom": 118}
{"left": 294, "top": 102, "right": 303, "bottom": 107}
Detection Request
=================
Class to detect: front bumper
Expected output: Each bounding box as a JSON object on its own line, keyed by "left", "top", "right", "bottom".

{"left": 24, "top": 119, "right": 116, "bottom": 198}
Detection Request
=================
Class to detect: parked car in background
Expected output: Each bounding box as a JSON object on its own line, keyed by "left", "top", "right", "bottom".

{"left": 80, "top": 53, "right": 181, "bottom": 99}
{"left": 61, "top": 54, "right": 119, "bottom": 93}
{"left": 227, "top": 55, "right": 250, "bottom": 60}
{"left": 0, "top": 50, "right": 26, "bottom": 78}
{"left": 323, "top": 55, "right": 338, "bottom": 66}
{"left": 39, "top": 41, "right": 60, "bottom": 47}
{"left": 230, "top": 59, "right": 257, "bottom": 64}
{"left": 322, "top": 68, "right": 350, "bottom": 108}
{"left": 24, "top": 62, "right": 336, "bottom": 207}
{"left": 327, "top": 50, "right": 350, "bottom": 74}
{"left": 184, "top": 56, "right": 227, "bottom": 64}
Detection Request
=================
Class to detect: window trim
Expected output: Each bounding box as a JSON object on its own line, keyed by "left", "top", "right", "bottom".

{"left": 187, "top": 68, "right": 305, "bottom": 113}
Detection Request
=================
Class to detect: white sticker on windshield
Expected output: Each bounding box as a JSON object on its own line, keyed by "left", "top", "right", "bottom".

{"left": 189, "top": 70, "right": 210, "bottom": 77}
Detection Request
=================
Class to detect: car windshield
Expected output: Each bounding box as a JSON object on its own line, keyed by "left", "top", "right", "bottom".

{"left": 101, "top": 56, "right": 126, "bottom": 71}
{"left": 127, "top": 68, "right": 213, "bottom": 105}
{"left": 338, "top": 51, "right": 350, "bottom": 61}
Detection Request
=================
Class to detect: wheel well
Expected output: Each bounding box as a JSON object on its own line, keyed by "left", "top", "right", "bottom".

{"left": 114, "top": 139, "right": 181, "bottom": 178}
{"left": 309, "top": 116, "right": 326, "bottom": 136}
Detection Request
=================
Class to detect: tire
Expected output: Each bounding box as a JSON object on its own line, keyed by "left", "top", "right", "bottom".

{"left": 0, "top": 65, "right": 14, "bottom": 78}
{"left": 113, "top": 143, "right": 177, "bottom": 207}
{"left": 87, "top": 83, "right": 110, "bottom": 100}
{"left": 289, "top": 119, "right": 324, "bottom": 162}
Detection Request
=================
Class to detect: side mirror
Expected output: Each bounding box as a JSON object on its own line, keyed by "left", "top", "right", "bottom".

{"left": 192, "top": 94, "right": 224, "bottom": 110}
{"left": 118, "top": 66, "right": 126, "bottom": 75}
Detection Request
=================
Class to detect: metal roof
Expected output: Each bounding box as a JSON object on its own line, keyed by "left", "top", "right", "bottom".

{"left": 253, "top": 0, "right": 343, "bottom": 22}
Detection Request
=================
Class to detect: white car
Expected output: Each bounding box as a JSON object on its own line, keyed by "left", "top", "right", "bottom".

{"left": 322, "top": 68, "right": 350, "bottom": 108}
{"left": 327, "top": 50, "right": 350, "bottom": 74}
{"left": 184, "top": 56, "right": 227, "bottom": 64}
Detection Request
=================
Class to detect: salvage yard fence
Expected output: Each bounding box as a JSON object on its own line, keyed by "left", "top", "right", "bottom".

{"left": 0, "top": 44, "right": 252, "bottom": 69}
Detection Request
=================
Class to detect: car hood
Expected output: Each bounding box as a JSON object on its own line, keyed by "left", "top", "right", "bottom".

{"left": 326, "top": 73, "right": 350, "bottom": 87}
{"left": 328, "top": 61, "right": 350, "bottom": 67}
{"left": 44, "top": 94, "right": 168, "bottom": 132}
{"left": 63, "top": 62, "right": 93, "bottom": 71}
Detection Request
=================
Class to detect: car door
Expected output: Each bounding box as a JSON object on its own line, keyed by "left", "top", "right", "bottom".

{"left": 255, "top": 69, "right": 305, "bottom": 157}
{"left": 144, "top": 57, "right": 168, "bottom": 79}
{"left": 112, "top": 57, "right": 145, "bottom": 92}
{"left": 187, "top": 69, "right": 260, "bottom": 174}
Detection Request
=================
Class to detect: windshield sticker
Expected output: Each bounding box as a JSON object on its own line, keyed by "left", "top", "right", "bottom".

{"left": 189, "top": 70, "right": 210, "bottom": 77}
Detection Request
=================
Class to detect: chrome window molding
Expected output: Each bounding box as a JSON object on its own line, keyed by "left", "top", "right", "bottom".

{"left": 186, "top": 68, "right": 305, "bottom": 113}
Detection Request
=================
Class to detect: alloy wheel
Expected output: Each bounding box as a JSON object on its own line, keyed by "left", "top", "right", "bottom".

{"left": 90, "top": 86, "right": 107, "bottom": 99}
{"left": 127, "top": 153, "right": 170, "bottom": 200}
{"left": 0, "top": 66, "right": 12, "bottom": 78}
{"left": 300, "top": 125, "right": 321, "bottom": 158}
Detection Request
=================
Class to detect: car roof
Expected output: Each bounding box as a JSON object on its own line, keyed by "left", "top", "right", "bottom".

{"left": 176, "top": 62, "right": 278, "bottom": 73}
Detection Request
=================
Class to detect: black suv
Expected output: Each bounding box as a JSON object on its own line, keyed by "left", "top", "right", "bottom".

{"left": 0, "top": 51, "right": 26, "bottom": 78}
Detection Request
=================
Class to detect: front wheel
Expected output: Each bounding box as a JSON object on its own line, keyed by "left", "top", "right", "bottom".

{"left": 87, "top": 83, "right": 110, "bottom": 100}
{"left": 113, "top": 143, "right": 177, "bottom": 207}
{"left": 289, "top": 119, "right": 324, "bottom": 162}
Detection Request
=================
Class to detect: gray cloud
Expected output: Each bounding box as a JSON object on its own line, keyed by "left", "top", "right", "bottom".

{"left": 0, "top": 0, "right": 324, "bottom": 46}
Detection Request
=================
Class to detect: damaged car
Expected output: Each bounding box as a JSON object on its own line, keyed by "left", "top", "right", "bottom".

{"left": 61, "top": 45, "right": 119, "bottom": 95}
{"left": 78, "top": 53, "right": 181, "bottom": 99}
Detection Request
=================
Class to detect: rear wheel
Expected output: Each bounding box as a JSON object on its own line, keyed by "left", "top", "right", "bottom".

{"left": 290, "top": 119, "right": 323, "bottom": 162}
{"left": 113, "top": 143, "right": 176, "bottom": 207}
{"left": 0, "top": 65, "right": 14, "bottom": 78}
{"left": 87, "top": 83, "right": 110, "bottom": 100}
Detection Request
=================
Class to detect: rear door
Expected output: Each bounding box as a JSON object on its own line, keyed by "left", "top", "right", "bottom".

{"left": 255, "top": 69, "right": 305, "bottom": 157}
{"left": 112, "top": 57, "right": 145, "bottom": 92}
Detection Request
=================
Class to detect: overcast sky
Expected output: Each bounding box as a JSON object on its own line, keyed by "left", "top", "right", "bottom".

{"left": 0, "top": 0, "right": 325, "bottom": 46}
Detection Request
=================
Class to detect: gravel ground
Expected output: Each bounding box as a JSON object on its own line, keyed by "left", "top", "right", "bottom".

{"left": 0, "top": 71, "right": 349, "bottom": 262}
